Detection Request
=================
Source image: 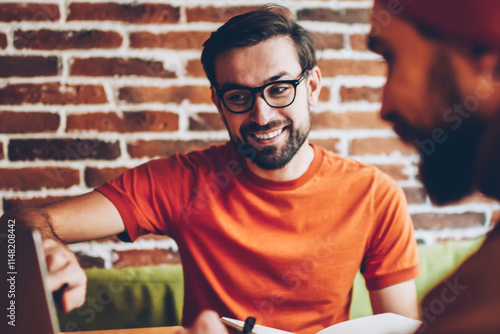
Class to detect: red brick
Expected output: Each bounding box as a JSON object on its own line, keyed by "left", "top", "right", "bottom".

{"left": 310, "top": 139, "right": 340, "bottom": 153}
{"left": 119, "top": 86, "right": 211, "bottom": 104}
{"left": 113, "top": 249, "right": 180, "bottom": 268}
{"left": 84, "top": 167, "right": 128, "bottom": 188}
{"left": 0, "top": 83, "right": 107, "bottom": 105}
{"left": 186, "top": 6, "right": 260, "bottom": 22}
{"left": 70, "top": 58, "right": 176, "bottom": 78}
{"left": 402, "top": 187, "right": 427, "bottom": 204}
{"left": 412, "top": 212, "right": 486, "bottom": 230}
{"left": 298, "top": 8, "right": 370, "bottom": 24}
{"left": 67, "top": 111, "right": 179, "bottom": 133}
{"left": 319, "top": 87, "right": 331, "bottom": 102}
{"left": 492, "top": 210, "right": 500, "bottom": 225}
{"left": 136, "top": 234, "right": 172, "bottom": 241}
{"left": 9, "top": 139, "right": 120, "bottom": 161}
{"left": 0, "top": 56, "right": 59, "bottom": 77}
{"left": 14, "top": 29, "right": 122, "bottom": 50}
{"left": 3, "top": 196, "right": 72, "bottom": 212}
{"left": 0, "top": 3, "right": 60, "bottom": 22}
{"left": 186, "top": 59, "right": 205, "bottom": 78}
{"left": 435, "top": 236, "right": 482, "bottom": 243}
{"left": 0, "top": 168, "right": 79, "bottom": 191}
{"left": 318, "top": 59, "right": 387, "bottom": 77}
{"left": 452, "top": 192, "right": 499, "bottom": 206}
{"left": 75, "top": 252, "right": 105, "bottom": 269}
{"left": 85, "top": 233, "right": 170, "bottom": 244}
{"left": 130, "top": 31, "right": 210, "bottom": 49}
{"left": 127, "top": 140, "right": 226, "bottom": 158}
{"left": 373, "top": 164, "right": 409, "bottom": 181}
{"left": 0, "top": 33, "right": 7, "bottom": 48}
{"left": 340, "top": 86, "right": 383, "bottom": 102}
{"left": 91, "top": 236, "right": 121, "bottom": 243}
{"left": 189, "top": 112, "right": 225, "bottom": 131}
{"left": 68, "top": 3, "right": 180, "bottom": 23}
{"left": 311, "top": 111, "right": 389, "bottom": 130}
{"left": 350, "top": 33, "right": 368, "bottom": 51}
{"left": 312, "top": 33, "right": 344, "bottom": 50}
{"left": 0, "top": 111, "right": 59, "bottom": 133}
{"left": 350, "top": 137, "right": 417, "bottom": 155}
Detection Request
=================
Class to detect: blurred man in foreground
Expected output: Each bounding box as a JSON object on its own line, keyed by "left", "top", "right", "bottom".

{"left": 368, "top": 0, "right": 500, "bottom": 332}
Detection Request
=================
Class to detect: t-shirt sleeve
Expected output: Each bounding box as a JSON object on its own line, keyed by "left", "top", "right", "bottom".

{"left": 361, "top": 170, "right": 420, "bottom": 290}
{"left": 95, "top": 155, "right": 197, "bottom": 242}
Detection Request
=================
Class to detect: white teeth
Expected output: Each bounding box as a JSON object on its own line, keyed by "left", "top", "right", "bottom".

{"left": 254, "top": 128, "right": 284, "bottom": 140}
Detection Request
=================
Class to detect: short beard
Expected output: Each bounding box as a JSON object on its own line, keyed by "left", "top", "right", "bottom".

{"left": 414, "top": 51, "right": 486, "bottom": 205}
{"left": 417, "top": 117, "right": 485, "bottom": 205}
{"left": 225, "top": 117, "right": 310, "bottom": 171}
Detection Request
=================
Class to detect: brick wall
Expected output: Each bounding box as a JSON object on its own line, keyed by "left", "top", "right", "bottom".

{"left": 0, "top": 0, "right": 498, "bottom": 269}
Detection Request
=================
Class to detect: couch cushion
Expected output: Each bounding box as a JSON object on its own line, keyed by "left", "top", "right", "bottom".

{"left": 57, "top": 265, "right": 183, "bottom": 331}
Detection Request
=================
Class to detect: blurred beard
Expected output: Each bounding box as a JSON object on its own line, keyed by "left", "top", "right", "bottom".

{"left": 416, "top": 117, "right": 485, "bottom": 205}
{"left": 401, "top": 51, "right": 487, "bottom": 205}
{"left": 227, "top": 118, "right": 310, "bottom": 171}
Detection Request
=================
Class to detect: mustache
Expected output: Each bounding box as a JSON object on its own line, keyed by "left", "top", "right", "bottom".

{"left": 384, "top": 111, "right": 427, "bottom": 143}
{"left": 240, "top": 120, "right": 292, "bottom": 134}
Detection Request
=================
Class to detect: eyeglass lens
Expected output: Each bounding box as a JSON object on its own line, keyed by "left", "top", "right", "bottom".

{"left": 223, "top": 81, "right": 296, "bottom": 113}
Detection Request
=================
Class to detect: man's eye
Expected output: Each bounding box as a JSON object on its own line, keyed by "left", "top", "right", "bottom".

{"left": 267, "top": 84, "right": 290, "bottom": 96}
{"left": 226, "top": 91, "right": 251, "bottom": 104}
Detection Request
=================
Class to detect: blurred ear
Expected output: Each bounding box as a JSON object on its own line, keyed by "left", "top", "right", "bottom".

{"left": 475, "top": 112, "right": 500, "bottom": 200}
{"left": 472, "top": 51, "right": 500, "bottom": 114}
{"left": 306, "top": 66, "right": 322, "bottom": 107}
{"left": 475, "top": 51, "right": 500, "bottom": 80}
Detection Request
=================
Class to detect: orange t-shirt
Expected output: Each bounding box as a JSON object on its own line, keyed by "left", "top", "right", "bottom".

{"left": 96, "top": 143, "right": 419, "bottom": 333}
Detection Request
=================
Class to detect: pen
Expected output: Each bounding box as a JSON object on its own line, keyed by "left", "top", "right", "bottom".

{"left": 242, "top": 316, "right": 256, "bottom": 334}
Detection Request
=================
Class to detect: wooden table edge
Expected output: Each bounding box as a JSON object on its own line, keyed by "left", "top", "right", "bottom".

{"left": 61, "top": 325, "right": 182, "bottom": 334}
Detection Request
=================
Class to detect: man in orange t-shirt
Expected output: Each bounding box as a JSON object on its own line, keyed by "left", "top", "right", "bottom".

{"left": 0, "top": 5, "right": 419, "bottom": 333}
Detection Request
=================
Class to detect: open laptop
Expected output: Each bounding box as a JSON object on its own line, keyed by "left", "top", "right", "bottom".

{"left": 1, "top": 227, "right": 61, "bottom": 334}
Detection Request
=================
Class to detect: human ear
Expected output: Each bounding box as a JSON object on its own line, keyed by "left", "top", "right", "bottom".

{"left": 211, "top": 86, "right": 228, "bottom": 125}
{"left": 211, "top": 86, "right": 225, "bottom": 115}
{"left": 306, "top": 66, "right": 322, "bottom": 107}
{"left": 474, "top": 51, "right": 500, "bottom": 81}
{"left": 475, "top": 112, "right": 500, "bottom": 200}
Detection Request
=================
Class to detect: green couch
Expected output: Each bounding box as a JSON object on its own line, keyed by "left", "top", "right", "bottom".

{"left": 58, "top": 238, "right": 483, "bottom": 331}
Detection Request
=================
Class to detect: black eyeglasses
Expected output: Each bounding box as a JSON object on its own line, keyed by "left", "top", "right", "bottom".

{"left": 216, "top": 70, "right": 308, "bottom": 114}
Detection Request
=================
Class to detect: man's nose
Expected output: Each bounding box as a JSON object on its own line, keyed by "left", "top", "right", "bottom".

{"left": 248, "top": 94, "right": 275, "bottom": 125}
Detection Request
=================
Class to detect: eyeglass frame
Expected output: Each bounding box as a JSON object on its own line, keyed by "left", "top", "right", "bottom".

{"left": 215, "top": 69, "right": 309, "bottom": 114}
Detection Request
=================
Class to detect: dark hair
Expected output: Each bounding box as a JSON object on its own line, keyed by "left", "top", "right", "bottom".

{"left": 415, "top": 22, "right": 489, "bottom": 58}
{"left": 201, "top": 4, "right": 316, "bottom": 87}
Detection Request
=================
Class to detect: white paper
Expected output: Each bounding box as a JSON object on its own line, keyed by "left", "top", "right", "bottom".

{"left": 316, "top": 313, "right": 422, "bottom": 334}
{"left": 221, "top": 313, "right": 422, "bottom": 334}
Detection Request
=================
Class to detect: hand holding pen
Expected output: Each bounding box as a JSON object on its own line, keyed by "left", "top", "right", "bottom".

{"left": 177, "top": 310, "right": 228, "bottom": 334}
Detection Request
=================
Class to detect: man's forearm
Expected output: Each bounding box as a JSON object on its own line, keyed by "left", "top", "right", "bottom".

{"left": 1, "top": 192, "right": 126, "bottom": 244}
{"left": 369, "top": 280, "right": 419, "bottom": 320}
{"left": 0, "top": 207, "right": 62, "bottom": 242}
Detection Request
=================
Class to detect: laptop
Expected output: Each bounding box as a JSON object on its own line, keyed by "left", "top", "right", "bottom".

{"left": 1, "top": 227, "right": 61, "bottom": 334}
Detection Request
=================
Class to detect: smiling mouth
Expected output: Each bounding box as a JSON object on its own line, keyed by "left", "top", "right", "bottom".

{"left": 250, "top": 128, "right": 285, "bottom": 140}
